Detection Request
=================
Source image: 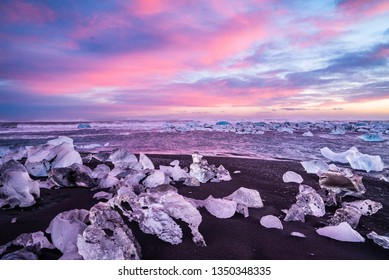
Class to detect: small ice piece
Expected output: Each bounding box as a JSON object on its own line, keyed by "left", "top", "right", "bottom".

{"left": 329, "top": 199, "right": 383, "bottom": 228}
{"left": 359, "top": 134, "right": 384, "bottom": 142}
{"left": 201, "top": 195, "right": 237, "bottom": 219}
{"left": 142, "top": 170, "right": 166, "bottom": 189}
{"left": 277, "top": 127, "right": 294, "bottom": 134}
{"left": 109, "top": 149, "right": 138, "bottom": 168}
{"left": 92, "top": 164, "right": 111, "bottom": 179}
{"left": 171, "top": 165, "right": 190, "bottom": 181}
{"left": 189, "top": 159, "right": 215, "bottom": 183}
{"left": 77, "top": 123, "right": 91, "bottom": 129}
{"left": 93, "top": 152, "right": 111, "bottom": 162}
{"left": 49, "top": 163, "right": 96, "bottom": 188}
{"left": 320, "top": 146, "right": 384, "bottom": 172}
{"left": 260, "top": 215, "right": 283, "bottom": 229}
{"left": 366, "top": 231, "right": 389, "bottom": 249}
{"left": 139, "top": 153, "right": 155, "bottom": 170}
{"left": 316, "top": 222, "right": 365, "bottom": 242}
{"left": 93, "top": 191, "right": 113, "bottom": 201}
{"left": 381, "top": 170, "right": 389, "bottom": 183}
{"left": 216, "top": 121, "right": 231, "bottom": 126}
{"left": 51, "top": 143, "right": 83, "bottom": 169}
{"left": 282, "top": 171, "right": 303, "bottom": 184}
{"left": 183, "top": 177, "right": 201, "bottom": 187}
{"left": 330, "top": 127, "right": 345, "bottom": 135}
{"left": 98, "top": 174, "right": 119, "bottom": 189}
{"left": 46, "top": 209, "right": 89, "bottom": 260}
{"left": 11, "top": 217, "right": 17, "bottom": 224}
{"left": 302, "top": 131, "right": 314, "bottom": 137}
{"left": 224, "top": 187, "right": 263, "bottom": 217}
{"left": 290, "top": 232, "right": 306, "bottom": 238}
{"left": 301, "top": 160, "right": 329, "bottom": 174}
{"left": 192, "top": 152, "right": 203, "bottom": 163}
{"left": 234, "top": 170, "right": 241, "bottom": 174}
{"left": 170, "top": 160, "right": 180, "bottom": 166}
{"left": 211, "top": 165, "right": 232, "bottom": 182}
{"left": 122, "top": 170, "right": 147, "bottom": 187}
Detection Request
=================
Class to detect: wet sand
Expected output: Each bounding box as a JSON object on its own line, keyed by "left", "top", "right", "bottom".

{"left": 1, "top": 154, "right": 388, "bottom": 259}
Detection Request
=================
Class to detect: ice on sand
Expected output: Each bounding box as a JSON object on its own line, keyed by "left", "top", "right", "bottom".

{"left": 282, "top": 171, "right": 303, "bottom": 184}
{"left": 260, "top": 215, "right": 283, "bottom": 229}
{"left": 316, "top": 222, "right": 365, "bottom": 242}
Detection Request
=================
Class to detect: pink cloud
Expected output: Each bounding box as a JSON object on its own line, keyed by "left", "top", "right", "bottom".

{"left": 0, "top": 0, "right": 56, "bottom": 24}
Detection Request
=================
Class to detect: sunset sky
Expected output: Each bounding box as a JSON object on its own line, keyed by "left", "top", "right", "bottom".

{"left": 1, "top": 0, "right": 389, "bottom": 121}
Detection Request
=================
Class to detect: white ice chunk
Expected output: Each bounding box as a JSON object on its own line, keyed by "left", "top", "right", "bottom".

{"left": 224, "top": 187, "right": 264, "bottom": 208}
{"left": 202, "top": 195, "right": 237, "bottom": 219}
{"left": 51, "top": 143, "right": 82, "bottom": 169}
{"left": 367, "top": 231, "right": 389, "bottom": 249}
{"left": 139, "top": 153, "right": 155, "bottom": 170}
{"left": 320, "top": 146, "right": 384, "bottom": 172}
{"left": 260, "top": 215, "right": 283, "bottom": 229}
{"left": 92, "top": 164, "right": 111, "bottom": 179}
{"left": 290, "top": 232, "right": 306, "bottom": 238}
{"left": 142, "top": 170, "right": 166, "bottom": 189}
{"left": 302, "top": 131, "right": 314, "bottom": 137}
{"left": 98, "top": 174, "right": 119, "bottom": 189}
{"left": 171, "top": 165, "right": 190, "bottom": 181}
{"left": 316, "top": 222, "right": 365, "bottom": 242}
{"left": 170, "top": 160, "right": 179, "bottom": 166}
{"left": 47, "top": 136, "right": 74, "bottom": 147}
{"left": 282, "top": 171, "right": 303, "bottom": 184}
{"left": 359, "top": 134, "right": 384, "bottom": 142}
{"left": 301, "top": 160, "right": 329, "bottom": 174}
{"left": 93, "top": 191, "right": 113, "bottom": 201}
{"left": 109, "top": 149, "right": 138, "bottom": 168}
{"left": 46, "top": 209, "right": 89, "bottom": 260}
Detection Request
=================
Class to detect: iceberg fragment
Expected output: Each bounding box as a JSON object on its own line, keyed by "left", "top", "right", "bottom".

{"left": 282, "top": 171, "right": 303, "bottom": 184}
{"left": 301, "top": 160, "right": 329, "bottom": 174}
{"left": 139, "top": 153, "right": 155, "bottom": 170}
{"left": 359, "top": 133, "right": 384, "bottom": 142}
{"left": 366, "top": 231, "right": 389, "bottom": 249}
{"left": 109, "top": 149, "right": 138, "bottom": 168}
{"left": 290, "top": 232, "right": 306, "bottom": 238}
{"left": 260, "top": 215, "right": 283, "bottom": 229}
{"left": 142, "top": 170, "right": 166, "bottom": 189}
{"left": 49, "top": 163, "right": 96, "bottom": 188}
{"left": 224, "top": 187, "right": 263, "bottom": 217}
{"left": 316, "top": 222, "right": 365, "bottom": 242}
{"left": 302, "top": 131, "right": 314, "bottom": 137}
{"left": 200, "top": 195, "right": 237, "bottom": 219}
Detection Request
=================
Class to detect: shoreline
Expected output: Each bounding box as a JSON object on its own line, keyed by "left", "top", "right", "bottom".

{"left": 1, "top": 154, "right": 389, "bottom": 259}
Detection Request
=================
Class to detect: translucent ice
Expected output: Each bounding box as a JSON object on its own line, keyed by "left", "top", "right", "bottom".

{"left": 46, "top": 209, "right": 89, "bottom": 259}
{"left": 200, "top": 195, "right": 237, "bottom": 219}
{"left": 139, "top": 153, "right": 155, "bottom": 170}
{"left": 260, "top": 215, "right": 283, "bottom": 229}
{"left": 142, "top": 170, "right": 166, "bottom": 189}
{"left": 302, "top": 131, "right": 314, "bottom": 137}
{"left": 366, "top": 231, "right": 389, "bottom": 249}
{"left": 316, "top": 222, "right": 365, "bottom": 242}
{"left": 320, "top": 146, "right": 384, "bottom": 172}
{"left": 49, "top": 163, "right": 95, "bottom": 188}
{"left": 301, "top": 160, "right": 329, "bottom": 174}
{"left": 282, "top": 171, "right": 303, "bottom": 184}
{"left": 359, "top": 134, "right": 384, "bottom": 142}
{"left": 224, "top": 187, "right": 263, "bottom": 217}
{"left": 109, "top": 148, "right": 138, "bottom": 168}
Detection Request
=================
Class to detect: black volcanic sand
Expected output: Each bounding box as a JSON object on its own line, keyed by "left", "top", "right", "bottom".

{"left": 1, "top": 155, "right": 389, "bottom": 260}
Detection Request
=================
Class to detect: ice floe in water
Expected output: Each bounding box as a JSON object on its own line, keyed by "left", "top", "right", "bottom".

{"left": 46, "top": 209, "right": 89, "bottom": 259}
{"left": 282, "top": 171, "right": 303, "bottom": 184}
{"left": 329, "top": 199, "right": 382, "bottom": 228}
{"left": 359, "top": 134, "right": 384, "bottom": 142}
{"left": 316, "top": 222, "right": 365, "bottom": 242}
{"left": 260, "top": 215, "right": 283, "bottom": 229}
{"left": 367, "top": 232, "right": 389, "bottom": 249}
{"left": 77, "top": 202, "right": 141, "bottom": 260}
{"left": 320, "top": 146, "right": 384, "bottom": 172}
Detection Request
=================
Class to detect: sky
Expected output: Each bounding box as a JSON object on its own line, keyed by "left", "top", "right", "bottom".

{"left": 0, "top": 0, "right": 389, "bottom": 121}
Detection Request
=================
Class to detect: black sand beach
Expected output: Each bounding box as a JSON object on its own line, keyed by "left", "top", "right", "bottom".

{"left": 1, "top": 154, "right": 388, "bottom": 260}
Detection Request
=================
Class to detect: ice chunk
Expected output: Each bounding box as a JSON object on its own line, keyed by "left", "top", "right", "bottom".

{"left": 171, "top": 165, "right": 190, "bottom": 181}
{"left": 320, "top": 146, "right": 384, "bottom": 172}
{"left": 211, "top": 165, "right": 232, "bottom": 182}
{"left": 46, "top": 209, "right": 89, "bottom": 260}
{"left": 25, "top": 144, "right": 57, "bottom": 177}
{"left": 0, "top": 169, "right": 40, "bottom": 208}
{"left": 51, "top": 143, "right": 83, "bottom": 169}
{"left": 282, "top": 171, "right": 303, "bottom": 184}
{"left": 277, "top": 127, "right": 294, "bottom": 134}
{"left": 11, "top": 217, "right": 17, "bottom": 224}
{"left": 284, "top": 185, "right": 325, "bottom": 222}
{"left": 290, "top": 232, "right": 306, "bottom": 238}
{"left": 330, "top": 127, "right": 345, "bottom": 135}
{"left": 139, "top": 153, "right": 155, "bottom": 170}
{"left": 109, "top": 149, "right": 138, "bottom": 168}
{"left": 381, "top": 170, "right": 389, "bottom": 183}
{"left": 216, "top": 121, "right": 231, "bottom": 126}
{"left": 170, "top": 160, "right": 180, "bottom": 166}
{"left": 93, "top": 191, "right": 113, "bottom": 201}
{"left": 98, "top": 174, "right": 119, "bottom": 189}
{"left": 1, "top": 249, "right": 38, "bottom": 260}
{"left": 92, "top": 164, "right": 111, "bottom": 179}
{"left": 183, "top": 177, "right": 200, "bottom": 187}
{"left": 301, "top": 160, "right": 329, "bottom": 174}
{"left": 316, "top": 222, "right": 365, "bottom": 242}
{"left": 302, "top": 131, "right": 314, "bottom": 137}
{"left": 260, "top": 215, "right": 283, "bottom": 229}
{"left": 77, "top": 123, "right": 91, "bottom": 129}
{"left": 329, "top": 199, "right": 383, "bottom": 228}
{"left": 111, "top": 185, "right": 205, "bottom": 246}
{"left": 47, "top": 136, "right": 74, "bottom": 146}
{"left": 359, "top": 133, "right": 384, "bottom": 142}
{"left": 143, "top": 170, "right": 166, "bottom": 189}
{"left": 367, "top": 231, "right": 389, "bottom": 249}
{"left": 122, "top": 170, "right": 147, "bottom": 187}
{"left": 201, "top": 195, "right": 237, "bottom": 219}
{"left": 189, "top": 153, "right": 231, "bottom": 183}
{"left": 77, "top": 202, "right": 141, "bottom": 260}
{"left": 49, "top": 163, "right": 96, "bottom": 188}
{"left": 224, "top": 187, "right": 263, "bottom": 217}
{"left": 234, "top": 170, "right": 241, "bottom": 174}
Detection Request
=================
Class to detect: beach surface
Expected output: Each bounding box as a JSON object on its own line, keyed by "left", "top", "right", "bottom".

{"left": 1, "top": 154, "right": 388, "bottom": 260}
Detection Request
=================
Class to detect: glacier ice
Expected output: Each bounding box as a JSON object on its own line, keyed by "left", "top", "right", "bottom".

{"left": 366, "top": 231, "right": 389, "bottom": 249}
{"left": 92, "top": 164, "right": 111, "bottom": 179}
{"left": 284, "top": 185, "right": 325, "bottom": 222}
{"left": 142, "top": 170, "right": 166, "bottom": 189}
{"left": 170, "top": 159, "right": 179, "bottom": 166}
{"left": 139, "top": 153, "right": 155, "bottom": 170}
{"left": 224, "top": 187, "right": 263, "bottom": 217}
{"left": 46, "top": 209, "right": 89, "bottom": 259}
{"left": 189, "top": 153, "right": 231, "bottom": 184}
{"left": 260, "top": 215, "right": 283, "bottom": 229}
{"left": 93, "top": 191, "right": 113, "bottom": 201}
{"left": 302, "top": 131, "right": 314, "bottom": 137}
{"left": 290, "top": 232, "right": 306, "bottom": 238}
{"left": 359, "top": 133, "right": 384, "bottom": 142}
{"left": 0, "top": 168, "right": 40, "bottom": 208}
{"left": 109, "top": 148, "right": 138, "bottom": 168}
{"left": 320, "top": 146, "right": 384, "bottom": 172}
{"left": 49, "top": 163, "right": 96, "bottom": 188}
{"left": 199, "top": 195, "right": 237, "bottom": 219}
{"left": 51, "top": 143, "right": 82, "bottom": 169}
{"left": 329, "top": 199, "right": 382, "bottom": 228}
{"left": 282, "top": 171, "right": 303, "bottom": 184}
{"left": 316, "top": 222, "right": 365, "bottom": 242}
{"left": 77, "top": 202, "right": 141, "bottom": 260}
{"left": 301, "top": 160, "right": 329, "bottom": 174}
